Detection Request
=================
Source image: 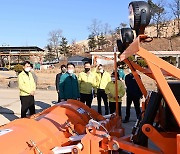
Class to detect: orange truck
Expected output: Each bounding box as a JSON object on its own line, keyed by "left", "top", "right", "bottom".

{"left": 0, "top": 1, "right": 179, "bottom": 154}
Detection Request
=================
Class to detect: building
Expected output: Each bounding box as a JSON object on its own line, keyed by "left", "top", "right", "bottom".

{"left": 68, "top": 55, "right": 91, "bottom": 66}
{"left": 0, "top": 46, "right": 44, "bottom": 67}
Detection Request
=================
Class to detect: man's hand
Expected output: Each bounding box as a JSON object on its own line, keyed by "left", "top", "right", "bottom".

{"left": 77, "top": 98, "right": 80, "bottom": 101}
{"left": 60, "top": 99, "right": 65, "bottom": 102}
{"left": 30, "top": 91, "right": 35, "bottom": 96}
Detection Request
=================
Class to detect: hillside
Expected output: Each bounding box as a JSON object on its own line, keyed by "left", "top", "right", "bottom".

{"left": 141, "top": 36, "right": 180, "bottom": 51}
{"left": 75, "top": 19, "right": 179, "bottom": 52}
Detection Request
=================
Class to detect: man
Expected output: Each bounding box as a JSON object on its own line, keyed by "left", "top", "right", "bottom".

{"left": 78, "top": 62, "right": 96, "bottom": 108}
{"left": 59, "top": 63, "right": 80, "bottom": 101}
{"left": 18, "top": 61, "right": 36, "bottom": 118}
{"left": 123, "top": 70, "right": 143, "bottom": 123}
{"left": 96, "top": 64, "right": 111, "bottom": 115}
{"left": 55, "top": 64, "right": 67, "bottom": 102}
{"left": 105, "top": 72, "right": 125, "bottom": 116}
{"left": 117, "top": 61, "right": 125, "bottom": 80}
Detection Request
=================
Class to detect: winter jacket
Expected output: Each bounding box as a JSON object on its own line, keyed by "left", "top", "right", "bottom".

{"left": 18, "top": 71, "right": 36, "bottom": 96}
{"left": 105, "top": 80, "right": 125, "bottom": 102}
{"left": 59, "top": 73, "right": 80, "bottom": 100}
{"left": 96, "top": 71, "right": 111, "bottom": 90}
{"left": 78, "top": 71, "right": 96, "bottom": 94}
{"left": 118, "top": 69, "right": 125, "bottom": 80}
{"left": 55, "top": 72, "right": 66, "bottom": 92}
{"left": 125, "top": 73, "right": 142, "bottom": 98}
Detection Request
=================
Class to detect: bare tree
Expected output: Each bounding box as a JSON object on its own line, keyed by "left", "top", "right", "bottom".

{"left": 48, "top": 29, "right": 62, "bottom": 60}
{"left": 103, "top": 23, "right": 111, "bottom": 35}
{"left": 88, "top": 19, "right": 105, "bottom": 50}
{"left": 88, "top": 19, "right": 102, "bottom": 36}
{"left": 169, "top": 0, "right": 180, "bottom": 35}
{"left": 148, "top": 0, "right": 168, "bottom": 37}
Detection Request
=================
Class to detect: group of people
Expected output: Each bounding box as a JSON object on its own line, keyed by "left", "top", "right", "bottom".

{"left": 17, "top": 60, "right": 142, "bottom": 123}
{"left": 55, "top": 61, "right": 143, "bottom": 123}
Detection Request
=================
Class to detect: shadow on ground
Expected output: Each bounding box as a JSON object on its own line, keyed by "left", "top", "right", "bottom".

{"left": 0, "top": 106, "right": 19, "bottom": 121}
{"left": 35, "top": 101, "right": 51, "bottom": 113}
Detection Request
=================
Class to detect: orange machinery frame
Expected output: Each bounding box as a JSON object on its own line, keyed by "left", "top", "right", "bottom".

{"left": 118, "top": 35, "right": 180, "bottom": 154}
{"left": 75, "top": 35, "right": 180, "bottom": 154}
{"left": 79, "top": 35, "right": 180, "bottom": 154}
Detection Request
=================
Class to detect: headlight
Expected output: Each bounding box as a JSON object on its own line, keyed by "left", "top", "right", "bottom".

{"left": 117, "top": 28, "right": 134, "bottom": 53}
{"left": 128, "top": 1, "right": 151, "bottom": 35}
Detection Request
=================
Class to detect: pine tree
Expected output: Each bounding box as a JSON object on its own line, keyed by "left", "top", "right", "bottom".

{"left": 59, "top": 37, "right": 70, "bottom": 57}
{"left": 97, "top": 33, "right": 108, "bottom": 50}
{"left": 44, "top": 45, "right": 56, "bottom": 62}
{"left": 88, "top": 33, "right": 97, "bottom": 51}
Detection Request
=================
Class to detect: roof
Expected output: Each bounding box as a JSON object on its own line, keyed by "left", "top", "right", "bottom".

{"left": 68, "top": 55, "right": 91, "bottom": 62}
{"left": 0, "top": 46, "right": 44, "bottom": 52}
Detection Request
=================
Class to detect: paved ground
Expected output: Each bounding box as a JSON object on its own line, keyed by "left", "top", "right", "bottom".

{"left": 0, "top": 88, "right": 138, "bottom": 126}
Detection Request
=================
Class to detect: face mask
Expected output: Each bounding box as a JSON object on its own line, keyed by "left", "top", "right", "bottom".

{"left": 24, "top": 67, "right": 31, "bottom": 72}
{"left": 68, "top": 69, "right": 74, "bottom": 74}
{"left": 99, "top": 69, "right": 104, "bottom": 73}
{"left": 62, "top": 68, "right": 66, "bottom": 73}
{"left": 85, "top": 68, "right": 90, "bottom": 73}
{"left": 111, "top": 77, "right": 115, "bottom": 82}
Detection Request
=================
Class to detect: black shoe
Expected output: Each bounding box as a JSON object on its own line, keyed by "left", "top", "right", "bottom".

{"left": 123, "top": 119, "right": 129, "bottom": 123}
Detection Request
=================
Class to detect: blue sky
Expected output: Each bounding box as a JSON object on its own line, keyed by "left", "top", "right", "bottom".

{"left": 0, "top": 0, "right": 172, "bottom": 48}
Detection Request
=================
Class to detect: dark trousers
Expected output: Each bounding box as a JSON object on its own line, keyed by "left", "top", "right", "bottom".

{"left": 20, "top": 95, "right": 35, "bottom": 118}
{"left": 109, "top": 102, "right": 122, "bottom": 116}
{"left": 80, "top": 93, "right": 93, "bottom": 108}
{"left": 57, "top": 92, "right": 61, "bottom": 102}
{"left": 97, "top": 89, "right": 109, "bottom": 115}
{"left": 125, "top": 93, "right": 141, "bottom": 120}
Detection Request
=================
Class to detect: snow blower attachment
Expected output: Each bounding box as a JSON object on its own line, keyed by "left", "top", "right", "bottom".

{"left": 0, "top": 1, "right": 179, "bottom": 154}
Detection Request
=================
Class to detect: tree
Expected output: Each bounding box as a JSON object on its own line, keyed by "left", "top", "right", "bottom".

{"left": 70, "top": 40, "right": 83, "bottom": 55}
{"left": 88, "top": 33, "right": 97, "bottom": 51}
{"left": 88, "top": 19, "right": 104, "bottom": 50}
{"left": 97, "top": 33, "right": 108, "bottom": 50}
{"left": 148, "top": 0, "right": 167, "bottom": 37}
{"left": 169, "top": 0, "right": 180, "bottom": 35}
{"left": 103, "top": 23, "right": 111, "bottom": 35}
{"left": 59, "top": 37, "right": 70, "bottom": 57}
{"left": 109, "top": 30, "right": 118, "bottom": 47}
{"left": 44, "top": 45, "right": 56, "bottom": 62}
{"left": 48, "top": 29, "right": 62, "bottom": 59}
{"left": 88, "top": 19, "right": 102, "bottom": 37}
{"left": 88, "top": 19, "right": 112, "bottom": 50}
